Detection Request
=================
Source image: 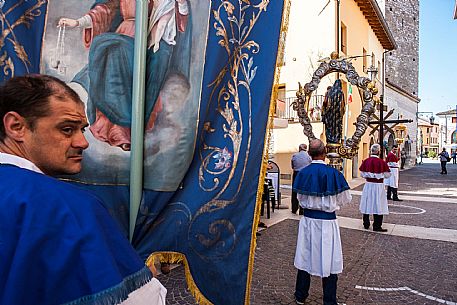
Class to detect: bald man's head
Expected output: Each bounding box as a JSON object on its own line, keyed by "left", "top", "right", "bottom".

{"left": 308, "top": 139, "right": 326, "bottom": 159}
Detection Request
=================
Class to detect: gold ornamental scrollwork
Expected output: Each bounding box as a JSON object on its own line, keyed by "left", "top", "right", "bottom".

{"left": 295, "top": 52, "right": 378, "bottom": 170}
{"left": 0, "top": 0, "right": 47, "bottom": 77}
{"left": 191, "top": 0, "right": 271, "bottom": 263}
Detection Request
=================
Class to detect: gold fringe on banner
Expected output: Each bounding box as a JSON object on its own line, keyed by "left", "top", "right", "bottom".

{"left": 244, "top": 0, "right": 292, "bottom": 304}
{"left": 146, "top": 252, "right": 213, "bottom": 305}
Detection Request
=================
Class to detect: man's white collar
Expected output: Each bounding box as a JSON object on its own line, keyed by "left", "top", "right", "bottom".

{"left": 0, "top": 152, "right": 43, "bottom": 174}
{"left": 311, "top": 160, "right": 326, "bottom": 164}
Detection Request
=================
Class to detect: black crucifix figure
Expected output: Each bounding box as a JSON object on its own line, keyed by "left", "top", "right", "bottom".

{"left": 322, "top": 79, "right": 346, "bottom": 144}
{"left": 368, "top": 100, "right": 413, "bottom": 158}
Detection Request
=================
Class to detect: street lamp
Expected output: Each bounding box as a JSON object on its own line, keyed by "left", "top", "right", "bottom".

{"left": 367, "top": 65, "right": 378, "bottom": 82}
{"left": 394, "top": 122, "right": 407, "bottom": 145}
{"left": 366, "top": 65, "right": 386, "bottom": 155}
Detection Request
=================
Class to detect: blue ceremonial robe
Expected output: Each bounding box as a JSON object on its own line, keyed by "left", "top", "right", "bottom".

{"left": 293, "top": 163, "right": 350, "bottom": 196}
{"left": 0, "top": 164, "right": 152, "bottom": 305}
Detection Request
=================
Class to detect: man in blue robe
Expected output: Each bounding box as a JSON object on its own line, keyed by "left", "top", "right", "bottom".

{"left": 292, "top": 139, "right": 352, "bottom": 305}
{"left": 0, "top": 74, "right": 166, "bottom": 305}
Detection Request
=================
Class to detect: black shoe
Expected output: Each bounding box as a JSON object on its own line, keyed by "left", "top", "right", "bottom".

{"left": 373, "top": 227, "right": 388, "bottom": 232}
{"left": 387, "top": 197, "right": 392, "bottom": 200}
{"left": 393, "top": 198, "right": 403, "bottom": 201}
{"left": 294, "top": 297, "right": 305, "bottom": 305}
{"left": 364, "top": 224, "right": 370, "bottom": 229}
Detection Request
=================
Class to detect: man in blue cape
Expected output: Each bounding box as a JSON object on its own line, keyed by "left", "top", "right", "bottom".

{"left": 0, "top": 75, "right": 166, "bottom": 305}
{"left": 292, "top": 139, "right": 352, "bottom": 305}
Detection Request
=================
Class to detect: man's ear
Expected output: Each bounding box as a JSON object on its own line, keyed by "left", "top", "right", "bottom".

{"left": 3, "top": 111, "right": 28, "bottom": 141}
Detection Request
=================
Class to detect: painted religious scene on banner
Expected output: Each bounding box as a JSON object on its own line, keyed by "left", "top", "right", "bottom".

{"left": 41, "top": 0, "right": 210, "bottom": 191}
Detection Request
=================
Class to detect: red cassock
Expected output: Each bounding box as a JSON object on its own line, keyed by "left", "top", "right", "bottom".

{"left": 359, "top": 156, "right": 391, "bottom": 215}
{"left": 386, "top": 152, "right": 399, "bottom": 163}
{"left": 359, "top": 157, "right": 390, "bottom": 176}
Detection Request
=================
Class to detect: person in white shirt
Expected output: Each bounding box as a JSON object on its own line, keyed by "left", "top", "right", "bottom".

{"left": 439, "top": 148, "right": 450, "bottom": 174}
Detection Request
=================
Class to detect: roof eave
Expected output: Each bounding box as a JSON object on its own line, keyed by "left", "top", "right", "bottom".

{"left": 354, "top": 0, "right": 397, "bottom": 50}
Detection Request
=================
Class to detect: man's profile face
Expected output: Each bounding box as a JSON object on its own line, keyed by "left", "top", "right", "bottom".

{"left": 23, "top": 96, "right": 89, "bottom": 176}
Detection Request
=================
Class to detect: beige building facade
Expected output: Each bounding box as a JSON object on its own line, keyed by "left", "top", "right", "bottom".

{"left": 272, "top": 0, "right": 395, "bottom": 183}
{"left": 417, "top": 117, "right": 439, "bottom": 158}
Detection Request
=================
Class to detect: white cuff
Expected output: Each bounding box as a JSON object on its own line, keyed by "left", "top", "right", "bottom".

{"left": 177, "top": 1, "right": 189, "bottom": 15}
{"left": 77, "top": 15, "right": 93, "bottom": 28}
{"left": 120, "top": 278, "right": 167, "bottom": 305}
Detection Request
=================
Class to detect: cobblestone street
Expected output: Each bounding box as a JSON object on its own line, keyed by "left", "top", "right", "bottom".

{"left": 157, "top": 161, "right": 457, "bottom": 305}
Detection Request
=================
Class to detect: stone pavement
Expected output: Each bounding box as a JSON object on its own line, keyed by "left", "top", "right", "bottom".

{"left": 157, "top": 160, "right": 457, "bottom": 304}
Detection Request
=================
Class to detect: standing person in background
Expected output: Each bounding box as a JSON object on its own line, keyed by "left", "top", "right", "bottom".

{"left": 292, "top": 139, "right": 352, "bottom": 305}
{"left": 439, "top": 148, "right": 450, "bottom": 174}
{"left": 451, "top": 150, "right": 456, "bottom": 164}
{"left": 359, "top": 144, "right": 391, "bottom": 232}
{"left": 400, "top": 148, "right": 407, "bottom": 169}
{"left": 385, "top": 145, "right": 402, "bottom": 201}
{"left": 291, "top": 143, "right": 312, "bottom": 215}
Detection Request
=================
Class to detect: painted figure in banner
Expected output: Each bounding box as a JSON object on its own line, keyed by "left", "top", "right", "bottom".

{"left": 59, "top": 0, "right": 192, "bottom": 151}
{"left": 0, "top": 75, "right": 166, "bottom": 305}
{"left": 322, "top": 80, "right": 345, "bottom": 144}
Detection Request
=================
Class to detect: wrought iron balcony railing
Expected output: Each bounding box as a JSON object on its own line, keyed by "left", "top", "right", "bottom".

{"left": 275, "top": 95, "right": 325, "bottom": 122}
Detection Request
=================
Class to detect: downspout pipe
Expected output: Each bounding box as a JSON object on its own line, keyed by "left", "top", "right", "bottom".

{"left": 129, "top": 0, "right": 148, "bottom": 241}
{"left": 379, "top": 49, "right": 389, "bottom": 159}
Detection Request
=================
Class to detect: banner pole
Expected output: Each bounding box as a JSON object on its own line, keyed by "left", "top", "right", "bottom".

{"left": 129, "top": 0, "right": 148, "bottom": 242}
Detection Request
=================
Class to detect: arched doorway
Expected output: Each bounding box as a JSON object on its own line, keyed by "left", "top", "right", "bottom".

{"left": 452, "top": 131, "right": 457, "bottom": 144}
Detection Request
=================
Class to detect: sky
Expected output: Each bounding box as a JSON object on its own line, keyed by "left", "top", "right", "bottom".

{"left": 419, "top": 0, "right": 457, "bottom": 114}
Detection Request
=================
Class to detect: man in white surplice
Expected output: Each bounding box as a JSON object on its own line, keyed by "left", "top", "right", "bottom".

{"left": 359, "top": 144, "right": 391, "bottom": 232}
{"left": 292, "top": 139, "right": 352, "bottom": 305}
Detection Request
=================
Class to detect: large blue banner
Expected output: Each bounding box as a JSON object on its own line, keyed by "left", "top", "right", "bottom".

{"left": 0, "top": 0, "right": 286, "bottom": 304}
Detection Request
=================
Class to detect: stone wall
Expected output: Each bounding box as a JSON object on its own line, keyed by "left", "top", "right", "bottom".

{"left": 384, "top": 0, "right": 420, "bottom": 97}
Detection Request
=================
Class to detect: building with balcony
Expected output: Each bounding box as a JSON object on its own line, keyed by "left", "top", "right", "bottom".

{"left": 271, "top": 0, "right": 395, "bottom": 183}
